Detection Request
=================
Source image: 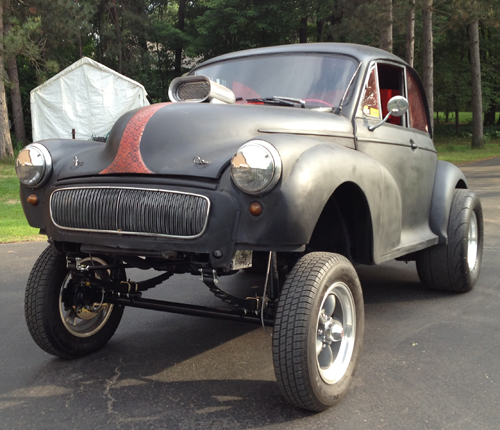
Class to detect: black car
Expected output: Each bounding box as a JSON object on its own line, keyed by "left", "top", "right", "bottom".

{"left": 16, "top": 43, "right": 483, "bottom": 412}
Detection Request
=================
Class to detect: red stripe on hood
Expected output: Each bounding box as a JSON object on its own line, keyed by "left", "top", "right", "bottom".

{"left": 100, "top": 103, "right": 169, "bottom": 174}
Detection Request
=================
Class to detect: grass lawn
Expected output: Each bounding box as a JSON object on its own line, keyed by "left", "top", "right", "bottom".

{"left": 433, "top": 115, "right": 500, "bottom": 164}
{"left": 434, "top": 136, "right": 500, "bottom": 164}
{"left": 0, "top": 161, "right": 45, "bottom": 243}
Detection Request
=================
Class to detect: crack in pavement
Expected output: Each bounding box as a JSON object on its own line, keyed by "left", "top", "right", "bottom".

{"left": 104, "top": 361, "right": 122, "bottom": 416}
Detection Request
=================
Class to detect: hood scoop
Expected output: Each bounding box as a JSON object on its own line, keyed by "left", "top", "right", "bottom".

{"left": 168, "top": 75, "right": 236, "bottom": 105}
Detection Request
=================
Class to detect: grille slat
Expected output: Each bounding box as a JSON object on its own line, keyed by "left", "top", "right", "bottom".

{"left": 50, "top": 187, "right": 210, "bottom": 238}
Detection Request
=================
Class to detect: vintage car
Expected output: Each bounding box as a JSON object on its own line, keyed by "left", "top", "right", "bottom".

{"left": 16, "top": 43, "right": 483, "bottom": 412}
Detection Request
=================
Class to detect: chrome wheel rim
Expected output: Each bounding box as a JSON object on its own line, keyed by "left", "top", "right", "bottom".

{"left": 316, "top": 282, "right": 356, "bottom": 384}
{"left": 468, "top": 211, "right": 478, "bottom": 271}
{"left": 59, "top": 257, "right": 114, "bottom": 338}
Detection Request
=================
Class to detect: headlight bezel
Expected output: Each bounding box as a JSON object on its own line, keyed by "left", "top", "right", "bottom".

{"left": 230, "top": 140, "right": 282, "bottom": 196}
{"left": 15, "top": 143, "right": 53, "bottom": 188}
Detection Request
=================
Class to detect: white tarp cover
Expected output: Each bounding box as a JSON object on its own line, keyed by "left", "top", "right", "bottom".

{"left": 30, "top": 57, "right": 149, "bottom": 142}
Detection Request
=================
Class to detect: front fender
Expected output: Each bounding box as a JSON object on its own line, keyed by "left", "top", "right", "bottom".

{"left": 429, "top": 160, "right": 468, "bottom": 243}
{"left": 233, "top": 136, "right": 403, "bottom": 262}
{"left": 19, "top": 139, "right": 106, "bottom": 230}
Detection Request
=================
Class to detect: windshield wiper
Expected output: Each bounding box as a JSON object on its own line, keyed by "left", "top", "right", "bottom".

{"left": 334, "top": 61, "right": 363, "bottom": 116}
{"left": 246, "top": 96, "right": 306, "bottom": 108}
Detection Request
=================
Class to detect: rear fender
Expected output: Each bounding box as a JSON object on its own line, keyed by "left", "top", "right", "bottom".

{"left": 429, "top": 160, "right": 468, "bottom": 243}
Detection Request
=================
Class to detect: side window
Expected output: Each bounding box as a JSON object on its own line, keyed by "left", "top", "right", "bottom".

{"left": 407, "top": 71, "right": 429, "bottom": 133}
{"left": 361, "top": 66, "right": 380, "bottom": 118}
{"left": 377, "top": 63, "right": 404, "bottom": 126}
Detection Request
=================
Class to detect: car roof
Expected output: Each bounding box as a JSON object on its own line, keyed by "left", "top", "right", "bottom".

{"left": 195, "top": 43, "right": 408, "bottom": 69}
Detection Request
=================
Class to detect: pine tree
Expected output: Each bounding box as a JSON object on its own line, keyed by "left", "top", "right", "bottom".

{"left": 0, "top": 0, "right": 14, "bottom": 159}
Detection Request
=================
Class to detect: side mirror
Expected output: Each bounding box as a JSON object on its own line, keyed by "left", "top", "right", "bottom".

{"left": 387, "top": 95, "right": 409, "bottom": 117}
{"left": 368, "top": 95, "right": 409, "bottom": 131}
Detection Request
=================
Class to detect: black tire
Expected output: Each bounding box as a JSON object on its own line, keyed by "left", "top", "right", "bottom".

{"left": 24, "top": 246, "right": 124, "bottom": 358}
{"left": 272, "top": 252, "right": 364, "bottom": 412}
{"left": 416, "top": 189, "right": 483, "bottom": 292}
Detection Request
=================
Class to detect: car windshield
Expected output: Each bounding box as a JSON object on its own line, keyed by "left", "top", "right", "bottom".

{"left": 192, "top": 53, "right": 359, "bottom": 109}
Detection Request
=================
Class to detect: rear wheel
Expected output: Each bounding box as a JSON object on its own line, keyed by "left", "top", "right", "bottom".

{"left": 24, "top": 246, "right": 124, "bottom": 358}
{"left": 416, "top": 189, "right": 483, "bottom": 292}
{"left": 272, "top": 252, "right": 364, "bottom": 411}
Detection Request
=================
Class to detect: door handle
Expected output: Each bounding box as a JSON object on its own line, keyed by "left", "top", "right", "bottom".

{"left": 410, "top": 139, "right": 418, "bottom": 151}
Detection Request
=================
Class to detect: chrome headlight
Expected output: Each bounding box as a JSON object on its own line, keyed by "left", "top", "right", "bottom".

{"left": 230, "top": 140, "right": 282, "bottom": 195}
{"left": 15, "top": 143, "right": 52, "bottom": 188}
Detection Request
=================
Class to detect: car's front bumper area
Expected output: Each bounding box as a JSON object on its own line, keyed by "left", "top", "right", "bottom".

{"left": 20, "top": 174, "right": 305, "bottom": 271}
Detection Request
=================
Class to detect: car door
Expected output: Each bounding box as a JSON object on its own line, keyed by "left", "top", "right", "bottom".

{"left": 355, "top": 61, "right": 438, "bottom": 255}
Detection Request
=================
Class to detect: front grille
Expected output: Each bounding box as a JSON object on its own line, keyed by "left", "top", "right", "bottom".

{"left": 50, "top": 187, "right": 210, "bottom": 238}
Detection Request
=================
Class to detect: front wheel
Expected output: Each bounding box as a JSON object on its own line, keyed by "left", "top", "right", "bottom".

{"left": 416, "top": 189, "right": 483, "bottom": 292}
{"left": 24, "top": 246, "right": 124, "bottom": 358}
{"left": 272, "top": 252, "right": 364, "bottom": 411}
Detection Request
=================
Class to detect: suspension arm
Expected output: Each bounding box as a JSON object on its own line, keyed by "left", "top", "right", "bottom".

{"left": 107, "top": 295, "right": 274, "bottom": 326}
{"left": 72, "top": 271, "right": 174, "bottom": 294}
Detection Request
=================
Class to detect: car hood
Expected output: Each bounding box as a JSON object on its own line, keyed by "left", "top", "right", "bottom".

{"left": 57, "top": 102, "right": 353, "bottom": 180}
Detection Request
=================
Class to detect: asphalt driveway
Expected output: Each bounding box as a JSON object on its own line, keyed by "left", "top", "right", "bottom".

{"left": 0, "top": 158, "right": 499, "bottom": 430}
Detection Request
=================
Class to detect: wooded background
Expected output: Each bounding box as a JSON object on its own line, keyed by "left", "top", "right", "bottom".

{"left": 1, "top": 0, "right": 499, "bottom": 158}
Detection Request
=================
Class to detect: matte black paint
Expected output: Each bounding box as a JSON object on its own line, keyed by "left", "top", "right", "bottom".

{"left": 19, "top": 43, "right": 467, "bottom": 271}
{"left": 52, "top": 103, "right": 354, "bottom": 181}
{"left": 429, "top": 160, "right": 468, "bottom": 243}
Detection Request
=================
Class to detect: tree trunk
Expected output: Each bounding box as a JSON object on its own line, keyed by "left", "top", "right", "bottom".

{"left": 299, "top": 17, "right": 308, "bottom": 43}
{"left": 380, "top": 0, "right": 393, "bottom": 52}
{"left": 406, "top": 0, "right": 415, "bottom": 66}
{"left": 6, "top": 56, "right": 26, "bottom": 146}
{"left": 329, "top": 0, "right": 343, "bottom": 42}
{"left": 175, "top": 0, "right": 186, "bottom": 77}
{"left": 317, "top": 18, "right": 325, "bottom": 42}
{"left": 422, "top": 0, "right": 434, "bottom": 131}
{"left": 469, "top": 18, "right": 484, "bottom": 149}
{"left": 97, "top": 4, "right": 103, "bottom": 63}
{"left": 484, "top": 105, "right": 496, "bottom": 126}
{"left": 0, "top": 0, "right": 14, "bottom": 159}
{"left": 78, "top": 29, "right": 83, "bottom": 58}
{"left": 455, "top": 109, "right": 460, "bottom": 136}
{"left": 175, "top": 0, "right": 186, "bottom": 75}
{"left": 3, "top": 17, "right": 26, "bottom": 146}
{"left": 111, "top": 0, "right": 122, "bottom": 73}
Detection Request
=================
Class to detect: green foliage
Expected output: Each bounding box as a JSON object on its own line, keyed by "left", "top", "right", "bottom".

{"left": 187, "top": 0, "right": 300, "bottom": 60}
{"left": 432, "top": 0, "right": 500, "bottom": 132}
{"left": 10, "top": 134, "right": 25, "bottom": 152}
{"left": 2, "top": 0, "right": 500, "bottom": 152}
{"left": 434, "top": 109, "right": 500, "bottom": 158}
{"left": 3, "top": 15, "right": 43, "bottom": 62}
{"left": 434, "top": 112, "right": 500, "bottom": 143}
{"left": 30, "top": 0, "right": 96, "bottom": 72}
{"left": 433, "top": 12, "right": 471, "bottom": 115}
